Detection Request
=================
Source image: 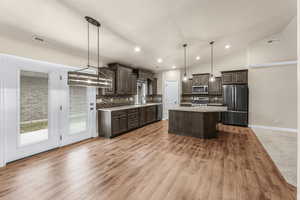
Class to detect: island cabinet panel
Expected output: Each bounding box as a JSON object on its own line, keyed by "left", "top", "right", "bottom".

{"left": 168, "top": 110, "right": 218, "bottom": 139}
{"left": 222, "top": 70, "right": 248, "bottom": 85}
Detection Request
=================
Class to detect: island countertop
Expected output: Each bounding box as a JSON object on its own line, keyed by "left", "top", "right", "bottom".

{"left": 169, "top": 106, "right": 227, "bottom": 113}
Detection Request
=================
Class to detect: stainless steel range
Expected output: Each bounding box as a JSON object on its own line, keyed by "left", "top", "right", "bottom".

{"left": 191, "top": 97, "right": 209, "bottom": 106}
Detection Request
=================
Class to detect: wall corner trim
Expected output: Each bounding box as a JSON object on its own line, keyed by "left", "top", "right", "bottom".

{"left": 249, "top": 125, "right": 297, "bottom": 133}
{"left": 248, "top": 60, "right": 297, "bottom": 68}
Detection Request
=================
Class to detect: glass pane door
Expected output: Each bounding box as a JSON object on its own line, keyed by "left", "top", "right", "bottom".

{"left": 69, "top": 86, "right": 88, "bottom": 135}
{"left": 19, "top": 71, "right": 49, "bottom": 146}
{"left": 60, "top": 72, "right": 96, "bottom": 147}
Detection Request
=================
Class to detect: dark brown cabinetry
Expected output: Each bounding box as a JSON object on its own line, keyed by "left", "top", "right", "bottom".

{"left": 146, "top": 106, "right": 157, "bottom": 123}
{"left": 182, "top": 78, "right": 193, "bottom": 94}
{"left": 99, "top": 104, "right": 163, "bottom": 138}
{"left": 209, "top": 77, "right": 222, "bottom": 95}
{"left": 139, "top": 107, "right": 147, "bottom": 126}
{"left": 135, "top": 69, "right": 154, "bottom": 81}
{"left": 156, "top": 104, "right": 163, "bottom": 120}
{"left": 152, "top": 78, "right": 158, "bottom": 95}
{"left": 111, "top": 111, "right": 128, "bottom": 136}
{"left": 128, "top": 108, "right": 139, "bottom": 130}
{"left": 192, "top": 74, "right": 209, "bottom": 86}
{"left": 108, "top": 63, "right": 137, "bottom": 95}
{"left": 148, "top": 78, "right": 158, "bottom": 95}
{"left": 129, "top": 73, "right": 137, "bottom": 95}
{"left": 222, "top": 70, "right": 248, "bottom": 85}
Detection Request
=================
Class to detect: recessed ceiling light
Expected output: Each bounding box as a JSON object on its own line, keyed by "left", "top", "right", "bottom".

{"left": 134, "top": 46, "right": 141, "bottom": 52}
{"left": 196, "top": 56, "right": 201, "bottom": 60}
{"left": 157, "top": 58, "right": 163, "bottom": 63}
{"left": 225, "top": 44, "right": 231, "bottom": 49}
{"left": 172, "top": 65, "right": 176, "bottom": 69}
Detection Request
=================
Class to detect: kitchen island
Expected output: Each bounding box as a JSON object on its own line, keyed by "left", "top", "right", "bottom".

{"left": 168, "top": 106, "right": 227, "bottom": 139}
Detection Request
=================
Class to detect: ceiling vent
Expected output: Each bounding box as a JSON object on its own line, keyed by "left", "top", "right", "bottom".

{"left": 32, "top": 35, "right": 44, "bottom": 42}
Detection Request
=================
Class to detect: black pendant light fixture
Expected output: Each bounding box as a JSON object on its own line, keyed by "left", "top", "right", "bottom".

{"left": 68, "top": 16, "right": 112, "bottom": 88}
{"left": 209, "top": 41, "right": 216, "bottom": 82}
{"left": 182, "top": 43, "right": 188, "bottom": 82}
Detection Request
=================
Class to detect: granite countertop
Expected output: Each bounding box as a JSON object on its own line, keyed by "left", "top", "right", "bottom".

{"left": 98, "top": 103, "right": 162, "bottom": 112}
{"left": 169, "top": 106, "right": 227, "bottom": 113}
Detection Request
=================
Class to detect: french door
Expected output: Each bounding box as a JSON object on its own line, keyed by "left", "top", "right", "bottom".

{"left": 5, "top": 70, "right": 96, "bottom": 163}
{"left": 60, "top": 72, "right": 96, "bottom": 146}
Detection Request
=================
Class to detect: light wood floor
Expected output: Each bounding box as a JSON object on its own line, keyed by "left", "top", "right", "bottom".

{"left": 0, "top": 121, "right": 296, "bottom": 200}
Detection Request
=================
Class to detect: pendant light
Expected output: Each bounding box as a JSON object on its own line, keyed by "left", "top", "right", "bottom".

{"left": 182, "top": 43, "right": 188, "bottom": 82}
{"left": 68, "top": 16, "right": 112, "bottom": 88}
{"left": 209, "top": 41, "right": 216, "bottom": 82}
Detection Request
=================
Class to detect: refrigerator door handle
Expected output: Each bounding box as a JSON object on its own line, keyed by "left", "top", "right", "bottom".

{"left": 232, "top": 86, "right": 235, "bottom": 110}
{"left": 234, "top": 86, "right": 237, "bottom": 110}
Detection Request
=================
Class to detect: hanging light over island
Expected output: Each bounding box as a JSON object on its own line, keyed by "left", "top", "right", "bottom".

{"left": 209, "top": 41, "right": 216, "bottom": 82}
{"left": 182, "top": 43, "right": 188, "bottom": 82}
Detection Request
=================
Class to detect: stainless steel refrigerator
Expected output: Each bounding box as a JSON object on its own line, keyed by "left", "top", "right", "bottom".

{"left": 222, "top": 85, "right": 248, "bottom": 126}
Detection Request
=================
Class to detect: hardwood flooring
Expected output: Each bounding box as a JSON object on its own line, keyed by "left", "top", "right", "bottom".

{"left": 0, "top": 121, "right": 296, "bottom": 200}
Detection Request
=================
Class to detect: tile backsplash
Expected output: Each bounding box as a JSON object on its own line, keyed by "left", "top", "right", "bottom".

{"left": 97, "top": 95, "right": 135, "bottom": 108}
{"left": 146, "top": 95, "right": 162, "bottom": 103}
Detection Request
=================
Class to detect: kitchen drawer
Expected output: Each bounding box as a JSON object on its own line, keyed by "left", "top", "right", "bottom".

{"left": 128, "top": 119, "right": 139, "bottom": 130}
{"left": 112, "top": 110, "right": 127, "bottom": 117}
{"left": 128, "top": 112, "right": 139, "bottom": 119}
{"left": 127, "top": 108, "right": 139, "bottom": 113}
{"left": 146, "top": 106, "right": 156, "bottom": 111}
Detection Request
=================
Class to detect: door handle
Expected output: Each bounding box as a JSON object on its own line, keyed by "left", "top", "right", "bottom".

{"left": 90, "top": 108, "right": 94, "bottom": 111}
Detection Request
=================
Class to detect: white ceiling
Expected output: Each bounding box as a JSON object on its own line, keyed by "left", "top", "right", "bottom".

{"left": 0, "top": 0, "right": 296, "bottom": 70}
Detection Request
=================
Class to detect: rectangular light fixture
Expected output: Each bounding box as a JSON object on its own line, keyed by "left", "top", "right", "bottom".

{"left": 68, "top": 71, "right": 112, "bottom": 88}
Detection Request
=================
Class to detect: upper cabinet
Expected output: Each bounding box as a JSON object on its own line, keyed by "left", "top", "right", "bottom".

{"left": 108, "top": 63, "right": 137, "bottom": 95}
{"left": 182, "top": 78, "right": 193, "bottom": 94}
{"left": 208, "top": 77, "right": 222, "bottom": 95}
{"left": 192, "top": 73, "right": 210, "bottom": 86}
{"left": 148, "top": 78, "right": 158, "bottom": 95}
{"left": 135, "top": 69, "right": 154, "bottom": 81}
{"left": 221, "top": 70, "right": 248, "bottom": 85}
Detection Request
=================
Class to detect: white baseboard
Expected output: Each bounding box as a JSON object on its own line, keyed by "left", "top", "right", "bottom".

{"left": 249, "top": 125, "right": 297, "bottom": 133}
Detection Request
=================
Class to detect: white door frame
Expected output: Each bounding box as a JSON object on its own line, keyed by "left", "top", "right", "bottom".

{"left": 5, "top": 69, "right": 61, "bottom": 162}
{"left": 60, "top": 72, "right": 97, "bottom": 146}
{"left": 164, "top": 80, "right": 179, "bottom": 119}
{"left": 0, "top": 79, "right": 5, "bottom": 167}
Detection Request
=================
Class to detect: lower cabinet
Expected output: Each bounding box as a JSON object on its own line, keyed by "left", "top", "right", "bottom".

{"left": 98, "top": 104, "right": 163, "bottom": 138}
{"left": 139, "top": 107, "right": 147, "bottom": 126}
{"left": 146, "top": 106, "right": 156, "bottom": 123}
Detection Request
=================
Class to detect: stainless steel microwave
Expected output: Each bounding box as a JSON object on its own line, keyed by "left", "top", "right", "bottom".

{"left": 192, "top": 85, "right": 208, "bottom": 94}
